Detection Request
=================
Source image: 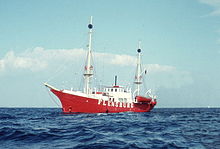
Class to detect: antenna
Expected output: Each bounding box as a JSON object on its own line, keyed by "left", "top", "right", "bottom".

{"left": 138, "top": 40, "right": 141, "bottom": 50}
{"left": 114, "top": 76, "right": 117, "bottom": 86}
{"left": 90, "top": 16, "right": 93, "bottom": 25}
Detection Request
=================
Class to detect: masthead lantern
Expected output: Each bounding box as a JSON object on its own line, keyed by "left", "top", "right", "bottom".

{"left": 88, "top": 24, "right": 93, "bottom": 29}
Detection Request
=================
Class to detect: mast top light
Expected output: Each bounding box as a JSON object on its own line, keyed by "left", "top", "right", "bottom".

{"left": 137, "top": 49, "right": 141, "bottom": 53}
{"left": 88, "top": 24, "right": 93, "bottom": 29}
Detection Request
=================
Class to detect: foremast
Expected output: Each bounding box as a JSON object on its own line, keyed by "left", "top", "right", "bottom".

{"left": 83, "top": 16, "right": 94, "bottom": 94}
{"left": 134, "top": 41, "right": 143, "bottom": 96}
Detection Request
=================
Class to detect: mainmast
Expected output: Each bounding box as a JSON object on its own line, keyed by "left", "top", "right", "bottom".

{"left": 83, "top": 16, "right": 94, "bottom": 94}
{"left": 134, "top": 41, "right": 143, "bottom": 96}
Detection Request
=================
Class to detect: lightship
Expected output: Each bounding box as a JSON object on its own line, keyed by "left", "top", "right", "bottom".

{"left": 44, "top": 17, "right": 157, "bottom": 113}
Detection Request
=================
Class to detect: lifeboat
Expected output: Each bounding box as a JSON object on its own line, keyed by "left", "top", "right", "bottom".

{"left": 136, "top": 96, "right": 152, "bottom": 103}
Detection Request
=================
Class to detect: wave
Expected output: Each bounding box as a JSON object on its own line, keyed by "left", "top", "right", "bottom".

{"left": 0, "top": 108, "right": 220, "bottom": 148}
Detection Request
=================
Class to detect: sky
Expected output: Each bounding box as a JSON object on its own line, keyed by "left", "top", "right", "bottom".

{"left": 0, "top": 0, "right": 220, "bottom": 108}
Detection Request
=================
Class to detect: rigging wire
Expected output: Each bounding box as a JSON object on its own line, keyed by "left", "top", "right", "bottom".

{"left": 46, "top": 64, "right": 67, "bottom": 83}
{"left": 45, "top": 87, "right": 61, "bottom": 107}
{"left": 142, "top": 69, "right": 148, "bottom": 93}
{"left": 78, "top": 31, "right": 90, "bottom": 91}
{"left": 91, "top": 49, "right": 99, "bottom": 90}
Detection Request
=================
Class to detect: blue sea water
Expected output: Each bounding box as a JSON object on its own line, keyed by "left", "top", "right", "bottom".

{"left": 0, "top": 108, "right": 220, "bottom": 149}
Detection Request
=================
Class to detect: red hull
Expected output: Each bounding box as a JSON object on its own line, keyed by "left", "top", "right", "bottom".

{"left": 51, "top": 89, "right": 156, "bottom": 113}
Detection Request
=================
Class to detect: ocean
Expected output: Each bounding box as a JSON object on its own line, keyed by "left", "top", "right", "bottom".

{"left": 0, "top": 108, "right": 219, "bottom": 149}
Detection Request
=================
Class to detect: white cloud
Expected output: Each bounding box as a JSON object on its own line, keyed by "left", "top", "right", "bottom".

{"left": 95, "top": 54, "right": 193, "bottom": 89}
{"left": 199, "top": 0, "right": 220, "bottom": 15}
{"left": 93, "top": 52, "right": 136, "bottom": 66}
{"left": 0, "top": 47, "right": 193, "bottom": 89}
{"left": 0, "top": 48, "right": 137, "bottom": 73}
{"left": 0, "top": 47, "right": 86, "bottom": 73}
{"left": 110, "top": 54, "right": 136, "bottom": 66}
{"left": 145, "top": 64, "right": 175, "bottom": 73}
{"left": 0, "top": 60, "right": 5, "bottom": 71}
{"left": 144, "top": 64, "right": 193, "bottom": 89}
{"left": 22, "top": 47, "right": 86, "bottom": 61}
{"left": 0, "top": 50, "right": 47, "bottom": 72}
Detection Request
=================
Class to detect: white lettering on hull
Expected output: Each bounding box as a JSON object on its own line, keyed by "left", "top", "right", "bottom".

{"left": 108, "top": 101, "right": 111, "bottom": 106}
{"left": 98, "top": 99, "right": 133, "bottom": 109}
{"left": 98, "top": 99, "right": 102, "bottom": 105}
{"left": 103, "top": 100, "right": 106, "bottom": 106}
